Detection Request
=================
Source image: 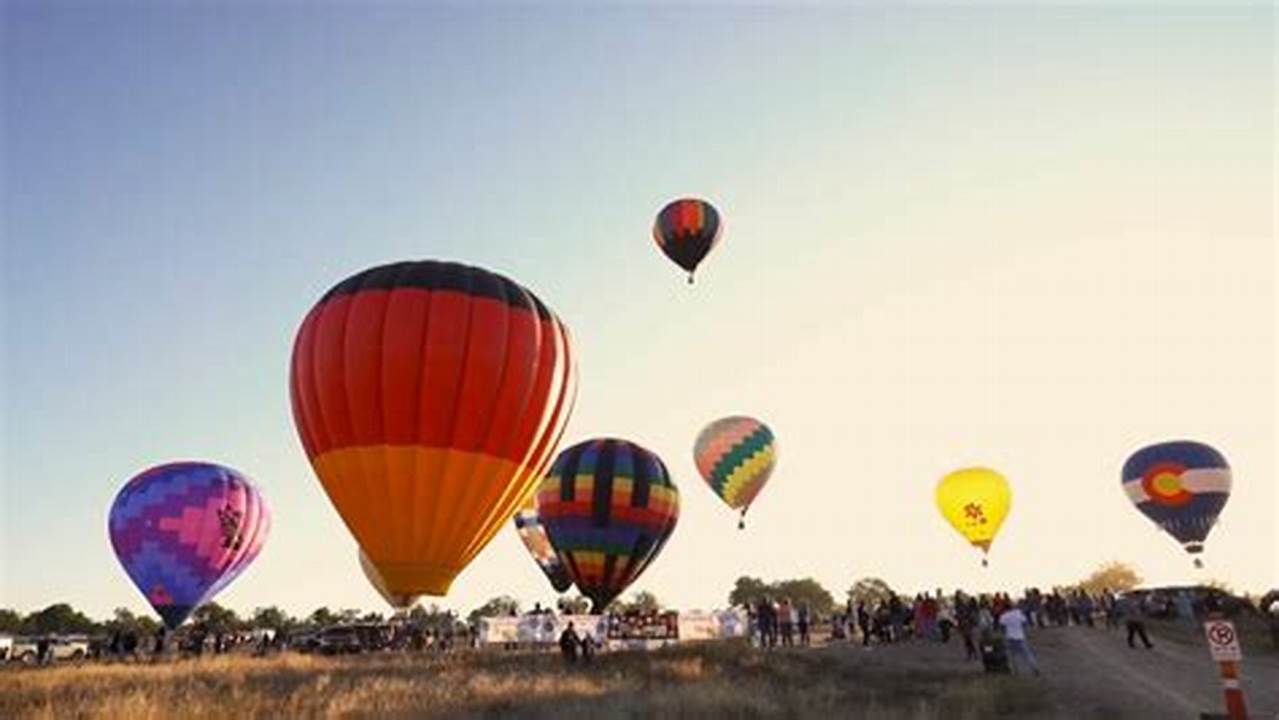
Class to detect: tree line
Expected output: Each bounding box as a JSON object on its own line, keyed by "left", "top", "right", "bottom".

{"left": 0, "top": 561, "right": 1159, "bottom": 637}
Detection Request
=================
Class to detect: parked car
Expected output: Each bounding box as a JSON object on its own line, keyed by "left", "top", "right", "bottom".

{"left": 315, "top": 626, "right": 364, "bottom": 655}
{"left": 9, "top": 635, "right": 90, "bottom": 664}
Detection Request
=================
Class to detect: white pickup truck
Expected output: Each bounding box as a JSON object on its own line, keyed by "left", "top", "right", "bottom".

{"left": 8, "top": 635, "right": 90, "bottom": 664}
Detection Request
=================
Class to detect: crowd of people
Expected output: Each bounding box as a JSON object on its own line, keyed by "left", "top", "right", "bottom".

{"left": 745, "top": 586, "right": 1264, "bottom": 676}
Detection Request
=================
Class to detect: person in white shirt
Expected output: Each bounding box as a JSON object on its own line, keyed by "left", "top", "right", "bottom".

{"left": 997, "top": 607, "right": 1040, "bottom": 676}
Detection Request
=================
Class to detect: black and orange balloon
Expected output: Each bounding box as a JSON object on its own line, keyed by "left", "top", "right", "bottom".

{"left": 290, "top": 261, "right": 576, "bottom": 597}
{"left": 653, "top": 198, "right": 722, "bottom": 283}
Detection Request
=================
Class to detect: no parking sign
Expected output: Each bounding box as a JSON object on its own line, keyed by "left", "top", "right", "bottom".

{"left": 1203, "top": 619, "right": 1242, "bottom": 662}
{"left": 1202, "top": 617, "right": 1246, "bottom": 720}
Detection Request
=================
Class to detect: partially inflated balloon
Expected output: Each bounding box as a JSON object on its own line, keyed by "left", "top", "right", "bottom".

{"left": 693, "top": 416, "right": 776, "bottom": 529}
{"left": 539, "top": 439, "right": 679, "bottom": 613}
{"left": 108, "top": 462, "right": 271, "bottom": 629}
{"left": 936, "top": 467, "right": 1010, "bottom": 566}
{"left": 291, "top": 261, "right": 576, "bottom": 597}
{"left": 1122, "top": 440, "right": 1231, "bottom": 568}
{"left": 653, "top": 198, "right": 722, "bottom": 283}
{"left": 513, "top": 492, "right": 573, "bottom": 593}
{"left": 360, "top": 549, "right": 420, "bottom": 611}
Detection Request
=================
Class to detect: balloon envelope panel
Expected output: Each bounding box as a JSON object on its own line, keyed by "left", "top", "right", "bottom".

{"left": 108, "top": 462, "right": 271, "bottom": 629}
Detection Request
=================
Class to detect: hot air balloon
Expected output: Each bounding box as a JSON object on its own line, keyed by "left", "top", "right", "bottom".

{"left": 360, "top": 548, "right": 420, "bottom": 611}
{"left": 538, "top": 438, "right": 679, "bottom": 613}
{"left": 1122, "top": 440, "right": 1231, "bottom": 569}
{"left": 936, "top": 467, "right": 1011, "bottom": 567}
{"left": 108, "top": 462, "right": 271, "bottom": 630}
{"left": 693, "top": 416, "right": 776, "bottom": 529}
{"left": 513, "top": 492, "right": 573, "bottom": 593}
{"left": 653, "top": 198, "right": 722, "bottom": 283}
{"left": 290, "top": 260, "right": 576, "bottom": 598}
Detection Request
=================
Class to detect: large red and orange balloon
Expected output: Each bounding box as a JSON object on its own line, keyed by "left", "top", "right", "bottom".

{"left": 290, "top": 260, "right": 576, "bottom": 597}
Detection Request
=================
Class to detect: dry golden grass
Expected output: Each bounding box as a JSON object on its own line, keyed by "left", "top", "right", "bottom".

{"left": 0, "top": 641, "right": 1045, "bottom": 719}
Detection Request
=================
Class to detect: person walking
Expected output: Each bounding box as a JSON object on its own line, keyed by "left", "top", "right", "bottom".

{"left": 1117, "top": 594, "right": 1153, "bottom": 649}
{"left": 997, "top": 605, "right": 1040, "bottom": 676}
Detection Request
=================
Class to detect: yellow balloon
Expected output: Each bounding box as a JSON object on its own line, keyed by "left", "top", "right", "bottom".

{"left": 935, "top": 468, "right": 1011, "bottom": 561}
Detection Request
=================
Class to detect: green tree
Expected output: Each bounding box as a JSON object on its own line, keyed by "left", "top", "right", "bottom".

{"left": 466, "top": 596, "right": 520, "bottom": 626}
{"left": 104, "top": 607, "right": 159, "bottom": 636}
{"left": 361, "top": 611, "right": 385, "bottom": 624}
{"left": 774, "top": 578, "right": 835, "bottom": 616}
{"left": 25, "top": 604, "right": 99, "bottom": 634}
{"left": 727, "top": 576, "right": 771, "bottom": 608}
{"left": 251, "top": 606, "right": 294, "bottom": 632}
{"left": 556, "top": 595, "right": 591, "bottom": 615}
{"left": 0, "top": 609, "right": 23, "bottom": 634}
{"left": 611, "top": 590, "right": 663, "bottom": 614}
{"left": 191, "top": 602, "right": 241, "bottom": 633}
{"left": 847, "top": 577, "right": 895, "bottom": 605}
{"left": 1077, "top": 562, "right": 1142, "bottom": 594}
{"left": 307, "top": 607, "right": 339, "bottom": 628}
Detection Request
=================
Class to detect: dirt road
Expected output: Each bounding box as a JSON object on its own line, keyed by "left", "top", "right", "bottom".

{"left": 841, "top": 619, "right": 1279, "bottom": 719}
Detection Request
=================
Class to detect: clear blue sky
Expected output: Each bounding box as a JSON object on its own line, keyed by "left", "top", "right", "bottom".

{"left": 3, "top": 4, "right": 1274, "bottom": 620}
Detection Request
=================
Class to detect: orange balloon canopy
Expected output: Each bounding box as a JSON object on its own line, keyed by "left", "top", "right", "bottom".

{"left": 290, "top": 261, "right": 576, "bottom": 596}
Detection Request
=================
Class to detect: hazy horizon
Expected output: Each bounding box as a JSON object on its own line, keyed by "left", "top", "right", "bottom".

{"left": 3, "top": 4, "right": 1274, "bottom": 622}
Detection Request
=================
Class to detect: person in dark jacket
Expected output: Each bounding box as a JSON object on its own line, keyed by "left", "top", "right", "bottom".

{"left": 559, "top": 623, "right": 580, "bottom": 663}
{"left": 1118, "top": 595, "right": 1153, "bottom": 649}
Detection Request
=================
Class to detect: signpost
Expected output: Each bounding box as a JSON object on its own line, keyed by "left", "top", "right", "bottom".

{"left": 1202, "top": 617, "right": 1247, "bottom": 720}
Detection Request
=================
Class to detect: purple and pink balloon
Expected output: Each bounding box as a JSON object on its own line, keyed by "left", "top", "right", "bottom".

{"left": 108, "top": 462, "right": 271, "bottom": 629}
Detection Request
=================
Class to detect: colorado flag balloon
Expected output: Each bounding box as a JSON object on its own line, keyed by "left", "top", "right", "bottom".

{"left": 538, "top": 439, "right": 679, "bottom": 613}
{"left": 935, "top": 467, "right": 1011, "bottom": 567}
{"left": 1122, "top": 440, "right": 1231, "bottom": 568}
{"left": 290, "top": 260, "right": 575, "bottom": 598}
{"left": 108, "top": 462, "right": 271, "bottom": 629}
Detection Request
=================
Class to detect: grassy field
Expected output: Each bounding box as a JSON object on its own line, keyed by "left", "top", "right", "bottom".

{"left": 0, "top": 641, "right": 1046, "bottom": 719}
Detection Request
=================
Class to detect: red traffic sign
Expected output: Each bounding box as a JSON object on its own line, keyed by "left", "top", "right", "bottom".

{"left": 1203, "top": 619, "right": 1242, "bottom": 662}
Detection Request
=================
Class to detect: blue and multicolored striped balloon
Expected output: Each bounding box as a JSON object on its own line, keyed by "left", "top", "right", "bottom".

{"left": 538, "top": 439, "right": 679, "bottom": 613}
{"left": 1122, "top": 440, "right": 1231, "bottom": 568}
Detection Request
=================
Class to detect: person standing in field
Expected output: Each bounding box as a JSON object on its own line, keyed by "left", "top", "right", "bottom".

{"left": 797, "top": 602, "right": 811, "bottom": 646}
{"left": 997, "top": 605, "right": 1040, "bottom": 676}
{"left": 559, "top": 622, "right": 579, "bottom": 663}
{"left": 956, "top": 595, "right": 979, "bottom": 661}
{"left": 1117, "top": 594, "right": 1153, "bottom": 649}
{"left": 856, "top": 601, "right": 871, "bottom": 647}
{"left": 778, "top": 598, "right": 795, "bottom": 647}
